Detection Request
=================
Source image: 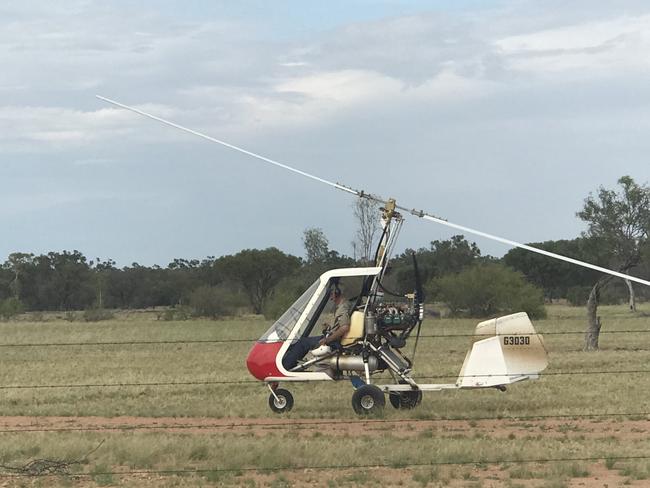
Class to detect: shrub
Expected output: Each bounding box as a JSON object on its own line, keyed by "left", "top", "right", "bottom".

{"left": 83, "top": 308, "right": 115, "bottom": 322}
{"left": 0, "top": 298, "right": 23, "bottom": 320}
{"left": 263, "top": 287, "right": 302, "bottom": 320}
{"left": 188, "top": 286, "right": 245, "bottom": 319}
{"left": 599, "top": 283, "right": 626, "bottom": 305}
{"left": 262, "top": 274, "right": 314, "bottom": 320}
{"left": 30, "top": 312, "right": 46, "bottom": 322}
{"left": 567, "top": 286, "right": 591, "bottom": 306}
{"left": 160, "top": 306, "right": 192, "bottom": 321}
{"left": 63, "top": 311, "right": 77, "bottom": 322}
{"left": 430, "top": 262, "right": 547, "bottom": 319}
{"left": 567, "top": 283, "right": 627, "bottom": 306}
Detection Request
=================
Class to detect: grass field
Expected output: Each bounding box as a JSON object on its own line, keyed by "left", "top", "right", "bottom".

{"left": 0, "top": 304, "right": 648, "bottom": 486}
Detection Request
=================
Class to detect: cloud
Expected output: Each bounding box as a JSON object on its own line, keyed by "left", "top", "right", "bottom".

{"left": 3, "top": 1, "right": 645, "bottom": 150}
{"left": 72, "top": 157, "right": 115, "bottom": 166}
{"left": 0, "top": 103, "right": 210, "bottom": 152}
{"left": 2, "top": 1, "right": 650, "bottom": 264}
{"left": 279, "top": 61, "right": 310, "bottom": 67}
{"left": 275, "top": 69, "right": 402, "bottom": 103}
{"left": 495, "top": 14, "right": 650, "bottom": 77}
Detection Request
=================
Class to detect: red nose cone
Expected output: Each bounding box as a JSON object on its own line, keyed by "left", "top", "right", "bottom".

{"left": 246, "top": 342, "right": 286, "bottom": 380}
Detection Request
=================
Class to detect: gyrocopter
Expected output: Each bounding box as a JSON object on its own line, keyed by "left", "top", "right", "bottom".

{"left": 97, "top": 95, "right": 650, "bottom": 415}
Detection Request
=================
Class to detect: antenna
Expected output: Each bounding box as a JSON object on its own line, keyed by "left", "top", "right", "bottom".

{"left": 96, "top": 95, "right": 650, "bottom": 288}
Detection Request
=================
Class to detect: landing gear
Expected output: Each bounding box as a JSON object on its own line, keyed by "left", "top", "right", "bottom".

{"left": 388, "top": 389, "right": 422, "bottom": 409}
{"left": 268, "top": 388, "right": 294, "bottom": 414}
{"left": 351, "top": 384, "right": 385, "bottom": 415}
{"left": 388, "top": 379, "right": 422, "bottom": 409}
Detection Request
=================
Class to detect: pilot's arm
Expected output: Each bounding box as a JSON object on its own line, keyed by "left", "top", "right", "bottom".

{"left": 319, "top": 324, "right": 350, "bottom": 346}
{"left": 319, "top": 303, "right": 351, "bottom": 346}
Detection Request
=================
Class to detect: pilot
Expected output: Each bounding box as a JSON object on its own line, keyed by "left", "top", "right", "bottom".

{"left": 282, "top": 284, "right": 351, "bottom": 370}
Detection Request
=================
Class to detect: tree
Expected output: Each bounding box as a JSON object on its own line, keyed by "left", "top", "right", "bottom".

{"left": 214, "top": 248, "right": 301, "bottom": 314}
{"left": 0, "top": 267, "right": 11, "bottom": 301}
{"left": 91, "top": 258, "right": 116, "bottom": 309}
{"left": 3, "top": 251, "right": 94, "bottom": 310}
{"left": 353, "top": 198, "right": 380, "bottom": 263}
{"left": 391, "top": 235, "right": 481, "bottom": 295}
{"left": 4, "top": 253, "right": 34, "bottom": 301}
{"left": 503, "top": 238, "right": 600, "bottom": 301}
{"left": 303, "top": 228, "right": 329, "bottom": 264}
{"left": 41, "top": 251, "right": 95, "bottom": 310}
{"left": 577, "top": 176, "right": 650, "bottom": 350}
{"left": 429, "top": 235, "right": 481, "bottom": 276}
{"left": 430, "top": 262, "right": 546, "bottom": 319}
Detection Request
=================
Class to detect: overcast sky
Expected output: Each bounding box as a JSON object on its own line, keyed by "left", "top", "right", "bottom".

{"left": 1, "top": 0, "right": 649, "bottom": 266}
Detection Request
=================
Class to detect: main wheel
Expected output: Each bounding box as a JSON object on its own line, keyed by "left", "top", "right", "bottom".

{"left": 388, "top": 389, "right": 422, "bottom": 409}
{"left": 351, "top": 385, "right": 385, "bottom": 415}
{"left": 268, "top": 388, "right": 294, "bottom": 414}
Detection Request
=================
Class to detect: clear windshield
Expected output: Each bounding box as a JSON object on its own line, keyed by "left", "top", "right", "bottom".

{"left": 259, "top": 279, "right": 321, "bottom": 343}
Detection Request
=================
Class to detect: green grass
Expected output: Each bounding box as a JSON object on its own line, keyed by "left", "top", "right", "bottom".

{"left": 0, "top": 304, "right": 648, "bottom": 485}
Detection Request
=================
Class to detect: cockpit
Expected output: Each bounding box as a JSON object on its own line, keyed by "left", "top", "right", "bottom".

{"left": 258, "top": 269, "right": 378, "bottom": 345}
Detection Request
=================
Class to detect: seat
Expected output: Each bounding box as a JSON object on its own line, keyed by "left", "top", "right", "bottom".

{"left": 340, "top": 311, "right": 365, "bottom": 346}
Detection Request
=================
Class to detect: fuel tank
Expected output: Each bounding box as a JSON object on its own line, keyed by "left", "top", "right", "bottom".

{"left": 323, "top": 355, "right": 379, "bottom": 372}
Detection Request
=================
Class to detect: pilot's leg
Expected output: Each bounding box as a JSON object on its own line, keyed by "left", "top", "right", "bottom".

{"left": 282, "top": 336, "right": 321, "bottom": 370}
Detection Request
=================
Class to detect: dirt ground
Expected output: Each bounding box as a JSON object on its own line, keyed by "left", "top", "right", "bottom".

{"left": 0, "top": 415, "right": 647, "bottom": 486}
{"left": 0, "top": 414, "right": 647, "bottom": 438}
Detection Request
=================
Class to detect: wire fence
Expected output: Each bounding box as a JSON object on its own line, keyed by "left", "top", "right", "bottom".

{"left": 1, "top": 328, "right": 650, "bottom": 348}
{"left": 0, "top": 367, "right": 648, "bottom": 390}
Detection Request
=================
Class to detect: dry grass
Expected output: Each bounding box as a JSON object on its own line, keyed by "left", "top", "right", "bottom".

{"left": 0, "top": 303, "right": 648, "bottom": 486}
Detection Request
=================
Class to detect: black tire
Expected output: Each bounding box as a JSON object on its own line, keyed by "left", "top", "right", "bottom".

{"left": 388, "top": 389, "right": 422, "bottom": 409}
{"left": 351, "top": 385, "right": 385, "bottom": 415}
{"left": 268, "top": 388, "right": 294, "bottom": 414}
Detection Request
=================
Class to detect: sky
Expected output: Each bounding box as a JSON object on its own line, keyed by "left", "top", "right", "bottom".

{"left": 1, "top": 0, "right": 649, "bottom": 266}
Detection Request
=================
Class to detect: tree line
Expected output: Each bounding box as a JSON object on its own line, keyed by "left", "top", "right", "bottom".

{"left": 1, "top": 176, "right": 648, "bottom": 350}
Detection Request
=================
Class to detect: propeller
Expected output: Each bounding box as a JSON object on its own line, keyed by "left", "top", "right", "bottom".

{"left": 96, "top": 95, "right": 650, "bottom": 288}
{"left": 411, "top": 252, "right": 425, "bottom": 309}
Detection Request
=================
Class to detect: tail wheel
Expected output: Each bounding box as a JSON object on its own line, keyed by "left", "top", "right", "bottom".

{"left": 351, "top": 385, "right": 385, "bottom": 415}
{"left": 389, "top": 389, "right": 422, "bottom": 409}
{"left": 268, "top": 388, "right": 294, "bottom": 414}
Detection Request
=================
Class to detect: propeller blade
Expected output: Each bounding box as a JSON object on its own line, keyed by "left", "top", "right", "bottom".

{"left": 96, "top": 95, "right": 650, "bottom": 288}
{"left": 411, "top": 252, "right": 425, "bottom": 304}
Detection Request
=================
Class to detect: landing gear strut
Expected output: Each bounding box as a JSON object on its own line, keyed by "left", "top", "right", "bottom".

{"left": 268, "top": 388, "right": 294, "bottom": 414}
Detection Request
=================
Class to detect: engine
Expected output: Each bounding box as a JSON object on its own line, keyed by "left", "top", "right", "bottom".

{"left": 374, "top": 303, "right": 418, "bottom": 330}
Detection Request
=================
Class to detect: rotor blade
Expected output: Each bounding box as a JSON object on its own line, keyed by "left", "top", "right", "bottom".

{"left": 96, "top": 95, "right": 358, "bottom": 197}
{"left": 96, "top": 95, "right": 650, "bottom": 288}
{"left": 399, "top": 207, "right": 650, "bottom": 288}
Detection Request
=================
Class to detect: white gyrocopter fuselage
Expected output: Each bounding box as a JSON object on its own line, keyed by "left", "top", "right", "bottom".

{"left": 246, "top": 202, "right": 549, "bottom": 414}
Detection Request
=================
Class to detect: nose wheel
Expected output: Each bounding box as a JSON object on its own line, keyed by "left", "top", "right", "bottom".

{"left": 268, "top": 388, "right": 294, "bottom": 414}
